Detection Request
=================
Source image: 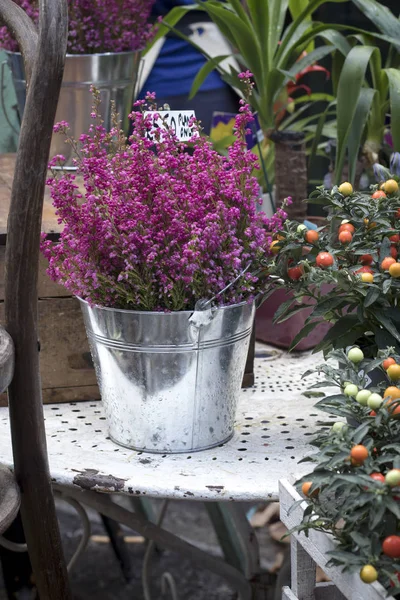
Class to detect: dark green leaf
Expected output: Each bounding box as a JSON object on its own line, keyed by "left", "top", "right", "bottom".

{"left": 189, "top": 55, "right": 231, "bottom": 99}
{"left": 289, "top": 321, "right": 320, "bottom": 351}
{"left": 363, "top": 286, "right": 381, "bottom": 308}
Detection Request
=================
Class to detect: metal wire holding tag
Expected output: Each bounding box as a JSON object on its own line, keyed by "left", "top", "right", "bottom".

{"left": 190, "top": 265, "right": 285, "bottom": 327}
{"left": 197, "top": 262, "right": 253, "bottom": 311}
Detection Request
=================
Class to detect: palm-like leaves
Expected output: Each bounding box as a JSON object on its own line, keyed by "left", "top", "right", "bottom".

{"left": 147, "top": 0, "right": 351, "bottom": 134}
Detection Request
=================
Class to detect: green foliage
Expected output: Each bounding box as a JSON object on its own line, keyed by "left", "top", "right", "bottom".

{"left": 293, "top": 352, "right": 400, "bottom": 594}
{"left": 333, "top": 43, "right": 400, "bottom": 185}
{"left": 152, "top": 0, "right": 350, "bottom": 135}
{"left": 265, "top": 176, "right": 400, "bottom": 357}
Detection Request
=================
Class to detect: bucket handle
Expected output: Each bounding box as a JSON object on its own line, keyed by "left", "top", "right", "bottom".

{"left": 199, "top": 262, "right": 252, "bottom": 311}
{"left": 189, "top": 263, "right": 252, "bottom": 329}
{"left": 0, "top": 60, "right": 20, "bottom": 136}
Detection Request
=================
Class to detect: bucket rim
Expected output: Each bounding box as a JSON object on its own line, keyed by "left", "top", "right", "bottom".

{"left": 4, "top": 49, "right": 142, "bottom": 59}
{"left": 77, "top": 296, "right": 254, "bottom": 316}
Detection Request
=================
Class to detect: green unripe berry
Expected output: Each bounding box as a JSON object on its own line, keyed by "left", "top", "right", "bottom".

{"left": 344, "top": 384, "right": 359, "bottom": 397}
{"left": 385, "top": 469, "right": 400, "bottom": 487}
{"left": 355, "top": 389, "right": 371, "bottom": 406}
{"left": 297, "top": 224, "right": 307, "bottom": 233}
{"left": 332, "top": 421, "right": 346, "bottom": 433}
{"left": 347, "top": 347, "right": 364, "bottom": 363}
{"left": 367, "top": 393, "right": 383, "bottom": 410}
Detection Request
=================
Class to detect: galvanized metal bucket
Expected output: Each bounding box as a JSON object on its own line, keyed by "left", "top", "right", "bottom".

{"left": 4, "top": 50, "right": 141, "bottom": 167}
{"left": 79, "top": 299, "right": 255, "bottom": 453}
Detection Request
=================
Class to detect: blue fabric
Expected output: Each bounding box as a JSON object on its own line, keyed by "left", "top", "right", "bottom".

{"left": 141, "top": 0, "right": 226, "bottom": 98}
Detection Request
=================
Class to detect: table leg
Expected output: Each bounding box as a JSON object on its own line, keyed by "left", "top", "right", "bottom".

{"left": 57, "top": 486, "right": 252, "bottom": 600}
{"left": 100, "top": 515, "right": 134, "bottom": 582}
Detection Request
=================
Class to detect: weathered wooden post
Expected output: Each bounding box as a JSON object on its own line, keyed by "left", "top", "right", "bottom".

{"left": 0, "top": 0, "right": 71, "bottom": 597}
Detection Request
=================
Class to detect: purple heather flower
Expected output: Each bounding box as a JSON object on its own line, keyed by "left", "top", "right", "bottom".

{"left": 0, "top": 0, "right": 155, "bottom": 53}
{"left": 42, "top": 91, "right": 287, "bottom": 311}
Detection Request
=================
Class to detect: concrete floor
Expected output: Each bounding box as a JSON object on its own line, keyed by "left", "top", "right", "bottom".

{"left": 0, "top": 499, "right": 285, "bottom": 599}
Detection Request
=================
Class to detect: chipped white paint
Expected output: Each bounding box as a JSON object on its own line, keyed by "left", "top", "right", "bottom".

{"left": 279, "top": 480, "right": 386, "bottom": 600}
{"left": 0, "top": 346, "right": 337, "bottom": 502}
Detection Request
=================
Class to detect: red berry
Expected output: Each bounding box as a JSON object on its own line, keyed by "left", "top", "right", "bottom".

{"left": 360, "top": 254, "right": 373, "bottom": 265}
{"left": 339, "top": 230, "right": 353, "bottom": 244}
{"left": 287, "top": 266, "right": 304, "bottom": 281}
{"left": 316, "top": 252, "right": 334, "bottom": 268}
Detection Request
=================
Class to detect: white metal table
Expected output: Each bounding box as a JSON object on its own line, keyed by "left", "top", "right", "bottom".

{"left": 0, "top": 345, "right": 330, "bottom": 501}
{"left": 0, "top": 345, "right": 334, "bottom": 598}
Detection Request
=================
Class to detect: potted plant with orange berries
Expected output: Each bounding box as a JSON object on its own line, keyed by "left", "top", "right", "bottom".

{"left": 289, "top": 345, "right": 400, "bottom": 596}
{"left": 265, "top": 155, "right": 400, "bottom": 358}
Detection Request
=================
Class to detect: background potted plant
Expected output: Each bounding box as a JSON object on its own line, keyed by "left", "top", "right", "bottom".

{"left": 40, "top": 81, "right": 287, "bottom": 454}
{"left": 314, "top": 38, "right": 400, "bottom": 187}
{"left": 292, "top": 347, "right": 400, "bottom": 595}
{"left": 266, "top": 161, "right": 400, "bottom": 357}
{"left": 0, "top": 0, "right": 155, "bottom": 166}
{"left": 150, "top": 0, "right": 352, "bottom": 204}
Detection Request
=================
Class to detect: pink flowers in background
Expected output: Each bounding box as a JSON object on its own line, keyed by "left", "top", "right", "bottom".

{"left": 0, "top": 0, "right": 155, "bottom": 53}
{"left": 41, "top": 88, "right": 287, "bottom": 311}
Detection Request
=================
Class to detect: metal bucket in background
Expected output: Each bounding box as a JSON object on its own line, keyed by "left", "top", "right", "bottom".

{"left": 79, "top": 299, "right": 255, "bottom": 454}
{"left": 5, "top": 50, "right": 141, "bottom": 167}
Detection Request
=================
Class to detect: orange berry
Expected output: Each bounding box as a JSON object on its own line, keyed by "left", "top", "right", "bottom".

{"left": 383, "top": 179, "right": 399, "bottom": 194}
{"left": 389, "top": 403, "right": 400, "bottom": 419}
{"left": 301, "top": 481, "right": 318, "bottom": 497}
{"left": 339, "top": 223, "right": 355, "bottom": 234}
{"left": 339, "top": 230, "right": 352, "bottom": 244}
{"left": 350, "top": 444, "right": 369, "bottom": 465}
{"left": 383, "top": 357, "right": 396, "bottom": 370}
{"left": 384, "top": 386, "right": 400, "bottom": 399}
{"left": 381, "top": 257, "right": 397, "bottom": 271}
{"left": 389, "top": 262, "right": 400, "bottom": 278}
{"left": 360, "top": 272, "right": 373, "bottom": 283}
{"left": 372, "top": 190, "right": 387, "bottom": 199}
{"left": 305, "top": 230, "right": 319, "bottom": 244}
{"left": 387, "top": 364, "right": 400, "bottom": 381}
{"left": 270, "top": 240, "right": 280, "bottom": 254}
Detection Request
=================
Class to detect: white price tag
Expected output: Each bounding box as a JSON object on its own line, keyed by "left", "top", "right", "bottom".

{"left": 144, "top": 110, "right": 197, "bottom": 142}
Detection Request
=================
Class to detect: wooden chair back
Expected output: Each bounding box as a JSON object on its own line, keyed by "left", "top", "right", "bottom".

{"left": 0, "top": 1, "right": 71, "bottom": 596}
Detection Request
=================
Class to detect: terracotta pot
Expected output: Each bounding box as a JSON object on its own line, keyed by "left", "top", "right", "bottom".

{"left": 255, "top": 288, "right": 331, "bottom": 351}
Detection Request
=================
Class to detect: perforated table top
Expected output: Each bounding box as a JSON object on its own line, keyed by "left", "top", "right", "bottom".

{"left": 0, "top": 345, "right": 335, "bottom": 502}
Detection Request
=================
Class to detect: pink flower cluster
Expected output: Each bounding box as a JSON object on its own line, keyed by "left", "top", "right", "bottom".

{"left": 0, "top": 0, "right": 155, "bottom": 54}
{"left": 41, "top": 91, "right": 287, "bottom": 311}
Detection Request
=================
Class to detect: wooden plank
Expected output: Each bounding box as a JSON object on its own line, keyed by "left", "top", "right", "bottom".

{"left": 282, "top": 587, "right": 298, "bottom": 600}
{"left": 279, "top": 480, "right": 386, "bottom": 600}
{"left": 0, "top": 327, "right": 14, "bottom": 393}
{"left": 0, "top": 246, "right": 67, "bottom": 300}
{"left": 283, "top": 582, "right": 348, "bottom": 600}
{"left": 291, "top": 536, "right": 316, "bottom": 600}
{"left": 315, "top": 582, "right": 347, "bottom": 600}
{"left": 0, "top": 153, "right": 63, "bottom": 236}
{"left": 0, "top": 385, "right": 100, "bottom": 407}
{"left": 0, "top": 297, "right": 97, "bottom": 390}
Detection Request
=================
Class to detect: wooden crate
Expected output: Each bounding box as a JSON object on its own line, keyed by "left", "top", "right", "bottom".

{"left": 279, "top": 480, "right": 386, "bottom": 600}
{"left": 0, "top": 154, "right": 99, "bottom": 405}
{"left": 0, "top": 153, "right": 255, "bottom": 404}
